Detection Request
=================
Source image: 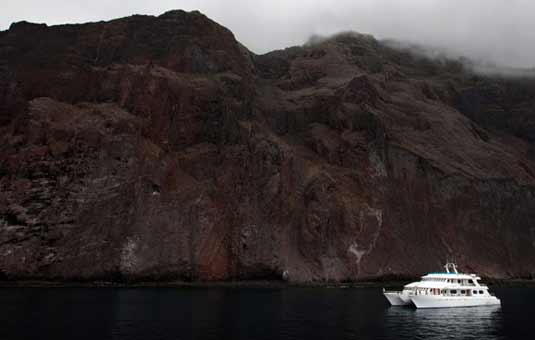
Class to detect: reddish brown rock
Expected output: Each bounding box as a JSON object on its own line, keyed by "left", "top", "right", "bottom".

{"left": 0, "top": 12, "right": 534, "bottom": 282}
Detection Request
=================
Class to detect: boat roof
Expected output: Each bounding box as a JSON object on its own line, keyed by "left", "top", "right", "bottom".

{"left": 405, "top": 281, "right": 486, "bottom": 289}
{"left": 405, "top": 281, "right": 452, "bottom": 289}
{"left": 422, "top": 272, "right": 478, "bottom": 280}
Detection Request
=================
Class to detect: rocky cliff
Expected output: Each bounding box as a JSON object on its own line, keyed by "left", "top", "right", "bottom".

{"left": 1, "top": 10, "right": 534, "bottom": 282}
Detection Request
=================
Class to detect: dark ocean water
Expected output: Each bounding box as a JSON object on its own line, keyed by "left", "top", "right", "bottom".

{"left": 0, "top": 286, "right": 533, "bottom": 340}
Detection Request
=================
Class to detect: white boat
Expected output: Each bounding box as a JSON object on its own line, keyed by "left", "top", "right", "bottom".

{"left": 383, "top": 263, "right": 501, "bottom": 308}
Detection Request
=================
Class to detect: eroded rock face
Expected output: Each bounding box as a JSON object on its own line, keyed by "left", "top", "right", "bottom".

{"left": 1, "top": 13, "right": 534, "bottom": 282}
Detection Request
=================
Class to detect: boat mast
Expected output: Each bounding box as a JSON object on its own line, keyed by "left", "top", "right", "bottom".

{"left": 444, "top": 262, "right": 458, "bottom": 274}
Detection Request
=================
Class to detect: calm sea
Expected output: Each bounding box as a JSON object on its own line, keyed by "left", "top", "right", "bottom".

{"left": 0, "top": 286, "right": 533, "bottom": 340}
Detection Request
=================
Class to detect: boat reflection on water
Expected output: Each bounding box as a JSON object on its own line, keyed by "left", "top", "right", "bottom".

{"left": 384, "top": 305, "right": 504, "bottom": 340}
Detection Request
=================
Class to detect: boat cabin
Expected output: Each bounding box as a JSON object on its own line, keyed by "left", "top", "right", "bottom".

{"left": 401, "top": 263, "right": 491, "bottom": 298}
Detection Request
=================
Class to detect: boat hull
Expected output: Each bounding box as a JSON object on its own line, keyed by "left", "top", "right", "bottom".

{"left": 410, "top": 295, "right": 501, "bottom": 309}
{"left": 384, "top": 292, "right": 412, "bottom": 306}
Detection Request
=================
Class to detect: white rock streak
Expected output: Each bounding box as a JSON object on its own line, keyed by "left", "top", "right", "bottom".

{"left": 348, "top": 205, "right": 383, "bottom": 273}
{"left": 120, "top": 237, "right": 139, "bottom": 273}
{"left": 348, "top": 242, "right": 366, "bottom": 265}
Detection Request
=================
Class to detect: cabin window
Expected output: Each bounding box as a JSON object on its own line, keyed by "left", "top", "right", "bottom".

{"left": 460, "top": 290, "right": 466, "bottom": 295}
{"left": 479, "top": 290, "right": 484, "bottom": 294}
{"left": 473, "top": 290, "right": 477, "bottom": 294}
{"left": 451, "top": 290, "right": 457, "bottom": 294}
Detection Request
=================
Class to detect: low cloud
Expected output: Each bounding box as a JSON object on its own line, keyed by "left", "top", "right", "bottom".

{"left": 382, "top": 39, "right": 535, "bottom": 78}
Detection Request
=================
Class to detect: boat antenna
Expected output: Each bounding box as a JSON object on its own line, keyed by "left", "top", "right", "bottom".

{"left": 444, "top": 258, "right": 459, "bottom": 274}
{"left": 451, "top": 262, "right": 458, "bottom": 274}
{"left": 444, "top": 261, "right": 459, "bottom": 274}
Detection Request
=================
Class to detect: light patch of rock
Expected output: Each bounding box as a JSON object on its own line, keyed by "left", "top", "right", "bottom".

{"left": 369, "top": 149, "right": 387, "bottom": 178}
{"left": 120, "top": 236, "right": 139, "bottom": 273}
{"left": 348, "top": 242, "right": 366, "bottom": 265}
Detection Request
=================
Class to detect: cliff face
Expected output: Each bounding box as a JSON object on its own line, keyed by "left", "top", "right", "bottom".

{"left": 1, "top": 11, "right": 534, "bottom": 282}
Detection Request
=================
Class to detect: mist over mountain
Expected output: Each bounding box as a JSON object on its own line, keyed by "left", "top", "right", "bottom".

{"left": 380, "top": 39, "right": 535, "bottom": 78}
{"left": 305, "top": 32, "right": 535, "bottom": 78}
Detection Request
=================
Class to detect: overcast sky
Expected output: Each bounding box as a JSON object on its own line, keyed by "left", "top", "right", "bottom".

{"left": 3, "top": 0, "right": 534, "bottom": 67}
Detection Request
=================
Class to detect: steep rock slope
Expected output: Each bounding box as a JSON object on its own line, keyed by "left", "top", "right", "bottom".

{"left": 0, "top": 12, "right": 534, "bottom": 282}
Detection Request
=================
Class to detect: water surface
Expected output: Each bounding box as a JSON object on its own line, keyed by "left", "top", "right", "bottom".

{"left": 0, "top": 286, "right": 533, "bottom": 339}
